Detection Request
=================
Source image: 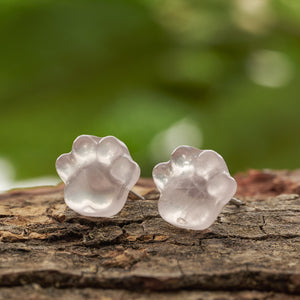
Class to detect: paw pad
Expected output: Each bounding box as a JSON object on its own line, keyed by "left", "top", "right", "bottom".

{"left": 153, "top": 146, "right": 237, "bottom": 230}
{"left": 56, "top": 135, "right": 140, "bottom": 217}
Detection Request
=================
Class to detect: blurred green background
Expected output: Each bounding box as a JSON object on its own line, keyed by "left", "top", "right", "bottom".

{"left": 0, "top": 0, "right": 299, "bottom": 186}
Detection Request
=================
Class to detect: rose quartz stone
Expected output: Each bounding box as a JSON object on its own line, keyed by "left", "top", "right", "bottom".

{"left": 56, "top": 135, "right": 140, "bottom": 217}
{"left": 153, "top": 146, "right": 237, "bottom": 230}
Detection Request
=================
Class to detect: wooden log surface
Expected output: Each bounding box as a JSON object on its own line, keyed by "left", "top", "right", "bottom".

{"left": 0, "top": 170, "right": 300, "bottom": 299}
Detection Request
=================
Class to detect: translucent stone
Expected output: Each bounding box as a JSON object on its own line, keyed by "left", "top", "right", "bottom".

{"left": 56, "top": 135, "right": 140, "bottom": 217}
{"left": 152, "top": 146, "right": 237, "bottom": 230}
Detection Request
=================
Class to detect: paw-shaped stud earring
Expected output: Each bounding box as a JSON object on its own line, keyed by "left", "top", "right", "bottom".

{"left": 152, "top": 146, "right": 237, "bottom": 230}
{"left": 56, "top": 135, "right": 140, "bottom": 217}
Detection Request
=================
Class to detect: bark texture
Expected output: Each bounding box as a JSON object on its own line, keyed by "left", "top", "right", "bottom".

{"left": 0, "top": 170, "right": 300, "bottom": 299}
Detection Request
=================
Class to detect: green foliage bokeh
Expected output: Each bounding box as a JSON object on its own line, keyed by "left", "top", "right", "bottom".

{"left": 0, "top": 0, "right": 299, "bottom": 179}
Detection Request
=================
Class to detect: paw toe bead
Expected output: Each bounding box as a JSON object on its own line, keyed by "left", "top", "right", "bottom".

{"left": 55, "top": 153, "right": 76, "bottom": 183}
{"left": 72, "top": 135, "right": 97, "bottom": 163}
{"left": 96, "top": 136, "right": 129, "bottom": 165}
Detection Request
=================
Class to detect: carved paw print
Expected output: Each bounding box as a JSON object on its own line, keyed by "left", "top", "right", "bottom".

{"left": 56, "top": 135, "right": 140, "bottom": 217}
{"left": 153, "top": 146, "right": 237, "bottom": 230}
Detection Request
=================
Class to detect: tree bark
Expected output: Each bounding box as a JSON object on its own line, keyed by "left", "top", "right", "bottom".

{"left": 0, "top": 170, "right": 300, "bottom": 299}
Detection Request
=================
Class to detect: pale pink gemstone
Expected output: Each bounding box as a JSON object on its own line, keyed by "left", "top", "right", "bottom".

{"left": 56, "top": 135, "right": 140, "bottom": 217}
{"left": 153, "top": 146, "right": 237, "bottom": 230}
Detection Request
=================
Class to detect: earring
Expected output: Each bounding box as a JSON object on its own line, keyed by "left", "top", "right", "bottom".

{"left": 56, "top": 135, "right": 140, "bottom": 217}
{"left": 152, "top": 146, "right": 237, "bottom": 230}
